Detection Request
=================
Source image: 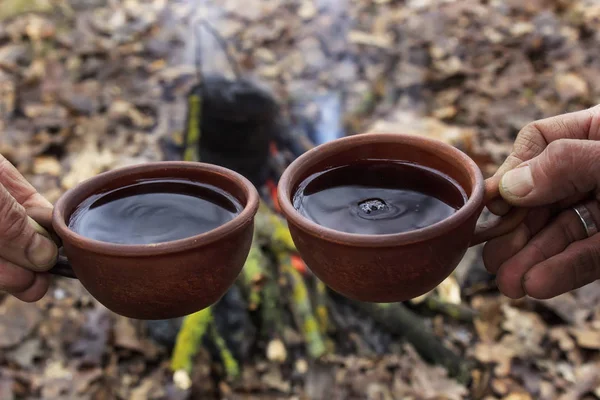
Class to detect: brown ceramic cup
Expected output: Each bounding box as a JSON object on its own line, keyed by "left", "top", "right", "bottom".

{"left": 28, "top": 162, "right": 259, "bottom": 320}
{"left": 277, "top": 133, "right": 526, "bottom": 303}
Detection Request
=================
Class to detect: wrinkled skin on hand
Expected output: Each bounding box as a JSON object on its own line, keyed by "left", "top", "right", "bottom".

{"left": 483, "top": 105, "right": 600, "bottom": 300}
{"left": 0, "top": 155, "right": 57, "bottom": 302}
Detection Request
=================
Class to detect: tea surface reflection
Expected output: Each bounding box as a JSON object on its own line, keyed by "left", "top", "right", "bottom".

{"left": 69, "top": 179, "right": 243, "bottom": 245}
{"left": 293, "top": 161, "right": 467, "bottom": 235}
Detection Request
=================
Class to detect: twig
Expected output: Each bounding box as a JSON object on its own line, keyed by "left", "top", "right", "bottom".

{"left": 210, "top": 322, "right": 240, "bottom": 380}
{"left": 422, "top": 296, "right": 478, "bottom": 322}
{"left": 170, "top": 307, "right": 213, "bottom": 373}
{"left": 183, "top": 92, "right": 202, "bottom": 162}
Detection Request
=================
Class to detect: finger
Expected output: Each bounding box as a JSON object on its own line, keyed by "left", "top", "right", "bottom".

{"left": 484, "top": 224, "right": 531, "bottom": 275}
{"left": 0, "top": 258, "right": 36, "bottom": 293}
{"left": 523, "top": 233, "right": 600, "bottom": 299}
{"left": 485, "top": 182, "right": 589, "bottom": 241}
{"left": 0, "top": 155, "right": 52, "bottom": 209}
{"left": 483, "top": 207, "right": 552, "bottom": 274}
{"left": 12, "top": 273, "right": 50, "bottom": 303}
{"left": 499, "top": 139, "right": 600, "bottom": 207}
{"left": 485, "top": 175, "right": 512, "bottom": 216}
{"left": 484, "top": 195, "right": 592, "bottom": 284}
{"left": 495, "top": 199, "right": 600, "bottom": 298}
{"left": 491, "top": 105, "right": 600, "bottom": 181}
{"left": 487, "top": 198, "right": 511, "bottom": 216}
{"left": 557, "top": 192, "right": 593, "bottom": 209}
{"left": 0, "top": 184, "right": 58, "bottom": 271}
{"left": 488, "top": 105, "right": 600, "bottom": 214}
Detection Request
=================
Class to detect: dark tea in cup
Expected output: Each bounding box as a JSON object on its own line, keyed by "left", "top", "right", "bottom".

{"left": 293, "top": 160, "right": 467, "bottom": 235}
{"left": 68, "top": 178, "right": 243, "bottom": 245}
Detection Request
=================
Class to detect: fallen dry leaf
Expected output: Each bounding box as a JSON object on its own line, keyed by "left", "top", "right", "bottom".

{"left": 32, "top": 156, "right": 61, "bottom": 176}
{"left": 40, "top": 361, "right": 72, "bottom": 399}
{"left": 6, "top": 338, "right": 41, "bottom": 368}
{"left": 555, "top": 72, "right": 589, "bottom": 102}
{"left": 402, "top": 345, "right": 468, "bottom": 400}
{"left": 539, "top": 380, "right": 557, "bottom": 400}
{"left": 261, "top": 366, "right": 291, "bottom": 393}
{"left": 113, "top": 316, "right": 160, "bottom": 359}
{"left": 472, "top": 340, "right": 516, "bottom": 377}
{"left": 549, "top": 327, "right": 576, "bottom": 352}
{"left": 368, "top": 110, "right": 476, "bottom": 153}
{"left": 74, "top": 369, "right": 104, "bottom": 395}
{"left": 24, "top": 15, "right": 55, "bottom": 41}
{"left": 0, "top": 297, "right": 42, "bottom": 349}
{"left": 472, "top": 296, "right": 504, "bottom": 343}
{"left": 558, "top": 363, "right": 600, "bottom": 400}
{"left": 534, "top": 293, "right": 584, "bottom": 325}
{"left": 436, "top": 275, "right": 462, "bottom": 305}
{"left": 491, "top": 377, "right": 512, "bottom": 396}
{"left": 130, "top": 377, "right": 156, "bottom": 400}
{"left": 569, "top": 327, "right": 600, "bottom": 350}
{"left": 113, "top": 316, "right": 143, "bottom": 352}
{"left": 108, "top": 100, "right": 155, "bottom": 130}
{"left": 61, "top": 138, "right": 116, "bottom": 190}
{"left": 70, "top": 307, "right": 112, "bottom": 367}
{"left": 501, "top": 304, "right": 546, "bottom": 357}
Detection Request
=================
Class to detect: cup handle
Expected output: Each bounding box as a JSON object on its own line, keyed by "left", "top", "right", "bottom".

{"left": 470, "top": 180, "right": 529, "bottom": 247}
{"left": 26, "top": 207, "right": 77, "bottom": 279}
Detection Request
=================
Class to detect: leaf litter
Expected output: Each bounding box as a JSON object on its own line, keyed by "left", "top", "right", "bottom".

{"left": 1, "top": 0, "right": 600, "bottom": 398}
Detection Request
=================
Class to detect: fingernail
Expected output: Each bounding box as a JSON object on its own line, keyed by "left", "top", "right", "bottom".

{"left": 27, "top": 233, "right": 58, "bottom": 269}
{"left": 501, "top": 166, "right": 533, "bottom": 198}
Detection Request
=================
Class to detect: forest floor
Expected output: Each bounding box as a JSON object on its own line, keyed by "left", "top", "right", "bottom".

{"left": 1, "top": 0, "right": 600, "bottom": 399}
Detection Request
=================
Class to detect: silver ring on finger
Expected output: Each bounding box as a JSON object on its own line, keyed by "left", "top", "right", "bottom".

{"left": 573, "top": 203, "right": 599, "bottom": 238}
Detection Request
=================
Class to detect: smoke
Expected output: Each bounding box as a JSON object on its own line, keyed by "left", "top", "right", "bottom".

{"left": 175, "top": 0, "right": 237, "bottom": 80}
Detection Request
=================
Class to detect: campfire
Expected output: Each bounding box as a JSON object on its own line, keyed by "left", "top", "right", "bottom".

{"left": 141, "top": 19, "right": 481, "bottom": 396}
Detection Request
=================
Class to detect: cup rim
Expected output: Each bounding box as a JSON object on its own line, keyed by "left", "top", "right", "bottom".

{"left": 53, "top": 161, "right": 259, "bottom": 257}
{"left": 277, "top": 133, "right": 485, "bottom": 247}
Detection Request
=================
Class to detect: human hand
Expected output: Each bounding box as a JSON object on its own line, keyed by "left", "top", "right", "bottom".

{"left": 483, "top": 105, "right": 600, "bottom": 300}
{"left": 0, "top": 155, "right": 57, "bottom": 302}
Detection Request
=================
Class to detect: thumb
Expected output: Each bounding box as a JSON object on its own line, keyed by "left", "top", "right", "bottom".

{"left": 499, "top": 139, "right": 600, "bottom": 207}
{"left": 0, "top": 184, "right": 58, "bottom": 271}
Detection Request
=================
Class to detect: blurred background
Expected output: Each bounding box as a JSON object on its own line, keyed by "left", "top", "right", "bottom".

{"left": 1, "top": 0, "right": 600, "bottom": 399}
